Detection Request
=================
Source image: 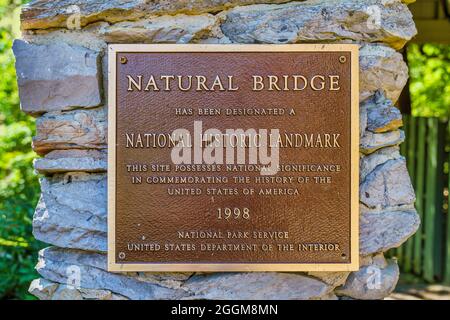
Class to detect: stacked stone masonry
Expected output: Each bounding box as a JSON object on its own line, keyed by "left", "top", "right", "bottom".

{"left": 15, "top": 0, "right": 419, "bottom": 300}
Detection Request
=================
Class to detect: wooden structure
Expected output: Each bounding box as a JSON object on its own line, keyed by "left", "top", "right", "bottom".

{"left": 410, "top": 0, "right": 450, "bottom": 44}
{"left": 396, "top": 117, "right": 450, "bottom": 283}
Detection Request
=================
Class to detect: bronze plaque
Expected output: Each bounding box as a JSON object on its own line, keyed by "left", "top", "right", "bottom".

{"left": 108, "top": 44, "right": 359, "bottom": 272}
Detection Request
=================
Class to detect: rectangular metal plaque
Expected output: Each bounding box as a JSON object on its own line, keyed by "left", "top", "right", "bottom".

{"left": 108, "top": 44, "right": 359, "bottom": 272}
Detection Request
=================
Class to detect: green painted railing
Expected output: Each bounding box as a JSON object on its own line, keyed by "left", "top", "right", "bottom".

{"left": 391, "top": 116, "right": 450, "bottom": 283}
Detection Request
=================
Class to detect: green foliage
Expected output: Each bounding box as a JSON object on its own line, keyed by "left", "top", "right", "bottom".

{"left": 408, "top": 44, "right": 450, "bottom": 118}
{"left": 0, "top": 0, "right": 42, "bottom": 300}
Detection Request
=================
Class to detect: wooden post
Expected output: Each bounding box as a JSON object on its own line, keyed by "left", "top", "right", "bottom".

{"left": 404, "top": 116, "right": 417, "bottom": 272}
{"left": 424, "top": 118, "right": 438, "bottom": 282}
{"left": 433, "top": 120, "right": 446, "bottom": 280}
{"left": 397, "top": 115, "right": 409, "bottom": 264}
{"left": 413, "top": 117, "right": 427, "bottom": 275}
{"left": 445, "top": 121, "right": 450, "bottom": 284}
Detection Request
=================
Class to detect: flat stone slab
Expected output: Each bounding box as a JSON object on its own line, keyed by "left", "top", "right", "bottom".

{"left": 34, "top": 149, "right": 107, "bottom": 173}
{"left": 13, "top": 40, "right": 102, "bottom": 114}
{"left": 360, "top": 44, "right": 409, "bottom": 103}
{"left": 336, "top": 254, "right": 399, "bottom": 299}
{"left": 364, "top": 92, "right": 403, "bottom": 133}
{"left": 33, "top": 173, "right": 107, "bottom": 252}
{"left": 221, "top": 1, "right": 416, "bottom": 50}
{"left": 33, "top": 108, "right": 106, "bottom": 155}
{"left": 360, "top": 146, "right": 402, "bottom": 183}
{"left": 21, "top": 0, "right": 291, "bottom": 30}
{"left": 101, "top": 14, "right": 221, "bottom": 44}
{"left": 360, "top": 159, "right": 416, "bottom": 208}
{"left": 35, "top": 247, "right": 332, "bottom": 300}
{"left": 360, "top": 130, "right": 405, "bottom": 155}
{"left": 360, "top": 210, "right": 420, "bottom": 256}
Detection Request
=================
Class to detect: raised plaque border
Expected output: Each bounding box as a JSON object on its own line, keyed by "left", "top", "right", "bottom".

{"left": 107, "top": 44, "right": 359, "bottom": 272}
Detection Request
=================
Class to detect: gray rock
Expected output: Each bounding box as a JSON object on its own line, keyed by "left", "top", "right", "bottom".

{"left": 360, "top": 130, "right": 405, "bottom": 154}
{"left": 34, "top": 247, "right": 333, "bottom": 300}
{"left": 51, "top": 284, "right": 128, "bottom": 300}
{"left": 135, "top": 273, "right": 194, "bottom": 290}
{"left": 22, "top": 22, "right": 109, "bottom": 52}
{"left": 221, "top": 0, "right": 416, "bottom": 49}
{"left": 184, "top": 272, "right": 330, "bottom": 300}
{"left": 365, "top": 92, "right": 403, "bottom": 133}
{"left": 93, "top": 289, "right": 128, "bottom": 299}
{"left": 34, "top": 149, "right": 107, "bottom": 174}
{"left": 336, "top": 255, "right": 399, "bottom": 300}
{"left": 78, "top": 287, "right": 128, "bottom": 300}
{"left": 307, "top": 271, "right": 350, "bottom": 288}
{"left": 21, "top": 0, "right": 145, "bottom": 30}
{"left": 21, "top": 0, "right": 292, "bottom": 30}
{"left": 33, "top": 107, "right": 106, "bottom": 155}
{"left": 30, "top": 274, "right": 127, "bottom": 301}
{"left": 29, "top": 278, "right": 59, "bottom": 300}
{"left": 359, "top": 102, "right": 368, "bottom": 138}
{"left": 360, "top": 44, "right": 409, "bottom": 103}
{"left": 320, "top": 292, "right": 339, "bottom": 300}
{"left": 101, "top": 14, "right": 221, "bottom": 43}
{"left": 360, "top": 210, "right": 420, "bottom": 255}
{"left": 36, "top": 247, "right": 188, "bottom": 300}
{"left": 360, "top": 146, "right": 402, "bottom": 183}
{"left": 33, "top": 173, "right": 107, "bottom": 252}
{"left": 360, "top": 159, "right": 415, "bottom": 208}
{"left": 196, "top": 36, "right": 233, "bottom": 44}
{"left": 52, "top": 285, "right": 83, "bottom": 300}
{"left": 13, "top": 40, "right": 101, "bottom": 114}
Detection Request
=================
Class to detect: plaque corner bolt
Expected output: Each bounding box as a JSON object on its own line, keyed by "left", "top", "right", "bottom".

{"left": 120, "top": 56, "right": 128, "bottom": 64}
{"left": 339, "top": 56, "right": 347, "bottom": 64}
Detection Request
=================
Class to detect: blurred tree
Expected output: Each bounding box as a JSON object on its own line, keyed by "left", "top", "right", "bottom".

{"left": 0, "top": 0, "right": 42, "bottom": 300}
{"left": 408, "top": 43, "right": 450, "bottom": 118}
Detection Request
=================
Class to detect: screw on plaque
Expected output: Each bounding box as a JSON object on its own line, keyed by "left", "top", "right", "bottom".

{"left": 118, "top": 252, "right": 126, "bottom": 259}
{"left": 339, "top": 56, "right": 347, "bottom": 64}
{"left": 120, "top": 56, "right": 128, "bottom": 64}
{"left": 341, "top": 253, "right": 347, "bottom": 260}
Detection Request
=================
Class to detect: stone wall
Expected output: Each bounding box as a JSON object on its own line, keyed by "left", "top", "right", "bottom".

{"left": 14, "top": 0, "right": 419, "bottom": 300}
